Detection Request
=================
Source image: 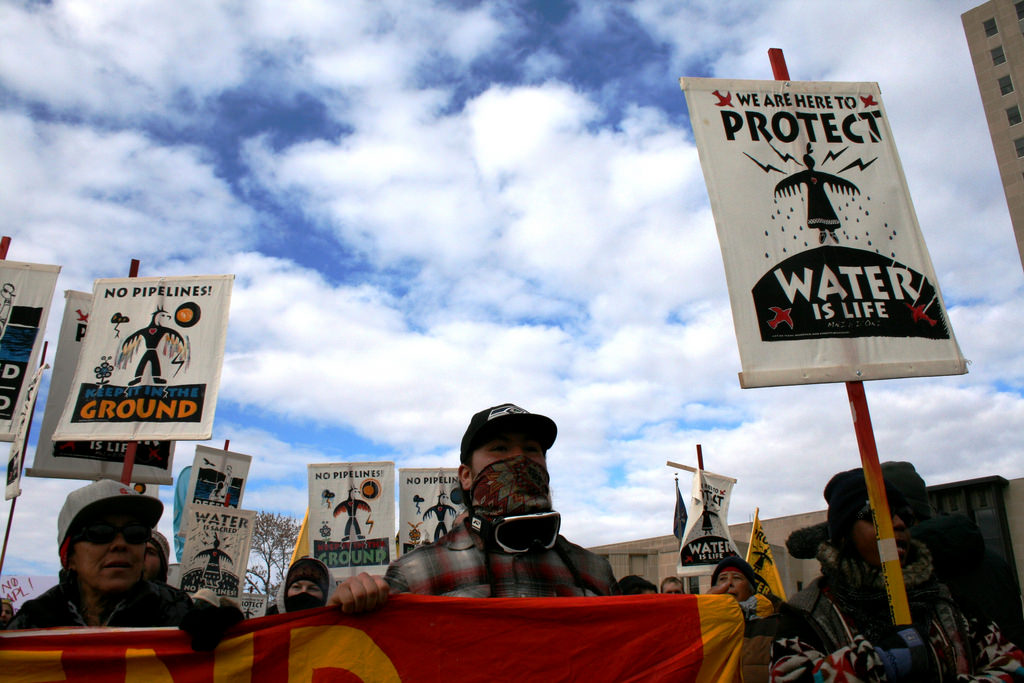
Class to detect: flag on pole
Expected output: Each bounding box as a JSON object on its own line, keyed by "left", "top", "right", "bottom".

{"left": 745, "top": 508, "right": 786, "bottom": 601}
{"left": 291, "top": 508, "right": 310, "bottom": 567}
{"left": 673, "top": 475, "right": 687, "bottom": 541}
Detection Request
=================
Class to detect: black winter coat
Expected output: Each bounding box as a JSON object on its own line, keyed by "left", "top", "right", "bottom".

{"left": 7, "top": 576, "right": 193, "bottom": 629}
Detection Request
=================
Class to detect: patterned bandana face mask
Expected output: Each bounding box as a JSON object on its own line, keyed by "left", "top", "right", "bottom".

{"left": 469, "top": 454, "right": 552, "bottom": 517}
{"left": 468, "top": 455, "right": 560, "bottom": 553}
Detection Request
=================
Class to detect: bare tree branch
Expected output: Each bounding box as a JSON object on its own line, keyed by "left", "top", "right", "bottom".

{"left": 245, "top": 511, "right": 300, "bottom": 599}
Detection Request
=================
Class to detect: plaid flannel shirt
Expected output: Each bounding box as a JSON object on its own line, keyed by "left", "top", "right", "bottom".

{"left": 385, "top": 519, "right": 615, "bottom": 597}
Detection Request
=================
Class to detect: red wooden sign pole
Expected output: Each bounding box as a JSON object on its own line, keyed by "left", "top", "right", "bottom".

{"left": 119, "top": 259, "right": 142, "bottom": 485}
{"left": 768, "top": 48, "right": 910, "bottom": 626}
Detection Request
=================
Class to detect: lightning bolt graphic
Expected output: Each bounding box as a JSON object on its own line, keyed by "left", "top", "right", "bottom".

{"left": 365, "top": 515, "right": 375, "bottom": 535}
{"left": 767, "top": 142, "right": 800, "bottom": 165}
{"left": 837, "top": 156, "right": 878, "bottom": 173}
{"left": 744, "top": 153, "right": 785, "bottom": 174}
{"left": 823, "top": 147, "right": 848, "bottom": 164}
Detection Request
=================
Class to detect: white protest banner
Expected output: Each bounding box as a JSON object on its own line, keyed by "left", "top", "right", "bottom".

{"left": 0, "top": 261, "right": 60, "bottom": 441}
{"left": 179, "top": 507, "right": 255, "bottom": 600}
{"left": 5, "top": 363, "right": 47, "bottom": 500}
{"left": 0, "top": 575, "right": 58, "bottom": 612}
{"left": 678, "top": 469, "right": 740, "bottom": 577}
{"left": 29, "top": 291, "right": 174, "bottom": 484}
{"left": 681, "top": 78, "right": 966, "bottom": 388}
{"left": 185, "top": 445, "right": 252, "bottom": 509}
{"left": 307, "top": 462, "right": 394, "bottom": 578}
{"left": 398, "top": 468, "right": 464, "bottom": 555}
{"left": 240, "top": 593, "right": 267, "bottom": 619}
{"left": 53, "top": 274, "right": 233, "bottom": 441}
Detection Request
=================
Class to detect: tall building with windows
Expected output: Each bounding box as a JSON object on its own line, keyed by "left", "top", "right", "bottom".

{"left": 963, "top": 1, "right": 1024, "bottom": 270}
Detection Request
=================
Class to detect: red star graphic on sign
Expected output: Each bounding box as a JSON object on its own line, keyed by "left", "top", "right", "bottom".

{"left": 767, "top": 307, "right": 794, "bottom": 329}
{"left": 860, "top": 95, "right": 878, "bottom": 106}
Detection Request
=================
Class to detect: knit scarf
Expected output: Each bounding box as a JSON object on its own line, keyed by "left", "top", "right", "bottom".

{"left": 816, "top": 539, "right": 941, "bottom": 644}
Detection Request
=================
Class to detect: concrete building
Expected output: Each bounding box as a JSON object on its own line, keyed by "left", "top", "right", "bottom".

{"left": 963, "top": 1, "right": 1024, "bottom": 271}
{"left": 590, "top": 474, "right": 1024, "bottom": 597}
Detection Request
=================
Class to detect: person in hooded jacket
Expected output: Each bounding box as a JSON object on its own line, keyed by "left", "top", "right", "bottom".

{"left": 882, "top": 461, "right": 1024, "bottom": 649}
{"left": 786, "top": 462, "right": 1024, "bottom": 651}
{"left": 267, "top": 556, "right": 332, "bottom": 614}
{"left": 772, "top": 469, "right": 1024, "bottom": 682}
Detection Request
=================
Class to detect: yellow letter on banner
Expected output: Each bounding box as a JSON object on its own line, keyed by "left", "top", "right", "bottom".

{"left": 125, "top": 649, "right": 174, "bottom": 683}
{"left": 0, "top": 650, "right": 66, "bottom": 683}
{"left": 695, "top": 595, "right": 744, "bottom": 683}
{"left": 288, "top": 626, "right": 400, "bottom": 683}
{"left": 214, "top": 632, "right": 254, "bottom": 683}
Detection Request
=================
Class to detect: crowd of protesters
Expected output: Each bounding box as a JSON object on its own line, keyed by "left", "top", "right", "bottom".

{"left": 3, "top": 402, "right": 1023, "bottom": 681}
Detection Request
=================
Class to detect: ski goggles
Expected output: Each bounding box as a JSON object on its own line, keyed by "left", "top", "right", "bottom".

{"left": 73, "top": 522, "right": 152, "bottom": 545}
{"left": 473, "top": 511, "right": 561, "bottom": 553}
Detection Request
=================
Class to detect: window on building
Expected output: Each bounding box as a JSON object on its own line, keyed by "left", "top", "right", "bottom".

{"left": 1015, "top": 137, "right": 1024, "bottom": 157}
{"left": 1008, "top": 106, "right": 1022, "bottom": 126}
{"left": 993, "top": 46, "right": 1007, "bottom": 65}
{"left": 687, "top": 576, "right": 700, "bottom": 594}
{"left": 984, "top": 18, "right": 998, "bottom": 36}
{"left": 1017, "top": 1, "right": 1024, "bottom": 21}
{"left": 1000, "top": 75, "right": 1014, "bottom": 95}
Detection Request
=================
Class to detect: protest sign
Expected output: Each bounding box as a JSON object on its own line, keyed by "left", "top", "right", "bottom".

{"left": 53, "top": 274, "right": 233, "bottom": 441}
{"left": 178, "top": 507, "right": 255, "bottom": 600}
{"left": 0, "top": 593, "right": 744, "bottom": 682}
{"left": 678, "top": 470, "right": 740, "bottom": 577}
{"left": 680, "top": 78, "right": 966, "bottom": 387}
{"left": 0, "top": 261, "right": 59, "bottom": 441}
{"left": 746, "top": 508, "right": 786, "bottom": 600}
{"left": 397, "top": 467, "right": 464, "bottom": 554}
{"left": 29, "top": 291, "right": 174, "bottom": 484}
{"left": 5, "top": 363, "right": 47, "bottom": 500}
{"left": 185, "top": 445, "right": 251, "bottom": 509}
{"left": 240, "top": 593, "right": 267, "bottom": 619}
{"left": 0, "top": 575, "right": 58, "bottom": 612}
{"left": 307, "top": 462, "right": 394, "bottom": 577}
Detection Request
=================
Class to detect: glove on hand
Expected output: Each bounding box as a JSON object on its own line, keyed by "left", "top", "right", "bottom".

{"left": 873, "top": 627, "right": 929, "bottom": 681}
{"left": 179, "top": 591, "right": 244, "bottom": 652}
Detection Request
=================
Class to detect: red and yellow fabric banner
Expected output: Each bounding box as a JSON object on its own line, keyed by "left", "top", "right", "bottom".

{"left": 0, "top": 593, "right": 744, "bottom": 682}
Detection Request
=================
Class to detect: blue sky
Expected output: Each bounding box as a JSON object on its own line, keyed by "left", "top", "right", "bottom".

{"left": 2, "top": 0, "right": 1023, "bottom": 576}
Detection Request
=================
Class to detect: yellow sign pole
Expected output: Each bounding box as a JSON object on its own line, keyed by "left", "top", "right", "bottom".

{"left": 846, "top": 380, "right": 912, "bottom": 625}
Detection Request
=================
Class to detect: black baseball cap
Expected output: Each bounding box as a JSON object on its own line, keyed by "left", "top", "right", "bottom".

{"left": 460, "top": 404, "right": 557, "bottom": 464}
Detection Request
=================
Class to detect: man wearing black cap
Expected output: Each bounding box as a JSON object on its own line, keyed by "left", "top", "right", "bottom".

{"left": 330, "top": 404, "right": 615, "bottom": 611}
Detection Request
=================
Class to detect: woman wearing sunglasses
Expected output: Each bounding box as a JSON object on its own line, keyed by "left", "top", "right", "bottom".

{"left": 7, "top": 479, "right": 193, "bottom": 629}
